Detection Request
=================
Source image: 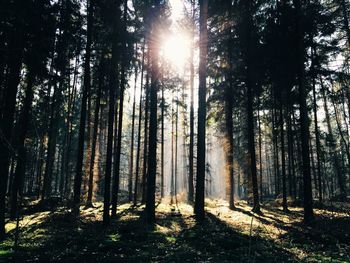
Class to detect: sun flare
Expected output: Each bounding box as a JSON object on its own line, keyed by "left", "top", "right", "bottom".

{"left": 161, "top": 34, "right": 191, "bottom": 69}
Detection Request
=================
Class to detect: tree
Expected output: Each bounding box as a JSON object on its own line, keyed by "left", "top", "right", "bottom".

{"left": 103, "top": 0, "right": 120, "bottom": 226}
{"left": 194, "top": 0, "right": 208, "bottom": 222}
{"left": 73, "top": 0, "right": 94, "bottom": 216}
{"left": 145, "top": 0, "right": 161, "bottom": 224}
{"left": 0, "top": 0, "right": 25, "bottom": 238}
{"left": 293, "top": 0, "right": 314, "bottom": 223}
{"left": 241, "top": 0, "right": 260, "bottom": 213}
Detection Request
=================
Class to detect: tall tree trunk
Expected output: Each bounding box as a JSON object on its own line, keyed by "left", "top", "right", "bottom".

{"left": 225, "top": 1, "right": 235, "bottom": 210}
{"left": 194, "top": 0, "right": 208, "bottom": 221}
{"left": 310, "top": 46, "right": 323, "bottom": 203}
{"left": 161, "top": 77, "right": 165, "bottom": 199}
{"left": 258, "top": 100, "right": 263, "bottom": 199}
{"left": 111, "top": 0, "right": 128, "bottom": 217}
{"left": 188, "top": 0, "right": 195, "bottom": 204}
{"left": 10, "top": 72, "right": 35, "bottom": 220}
{"left": 171, "top": 98, "right": 175, "bottom": 205}
{"left": 141, "top": 55, "right": 150, "bottom": 204}
{"left": 103, "top": 0, "right": 119, "bottom": 226}
{"left": 294, "top": 0, "right": 314, "bottom": 222}
{"left": 145, "top": 0, "right": 161, "bottom": 223}
{"left": 243, "top": 0, "right": 260, "bottom": 213}
{"left": 175, "top": 94, "right": 179, "bottom": 204}
{"left": 134, "top": 41, "right": 145, "bottom": 205}
{"left": 73, "top": 0, "right": 93, "bottom": 216}
{"left": 64, "top": 55, "right": 79, "bottom": 198}
{"left": 279, "top": 94, "right": 288, "bottom": 212}
{"left": 329, "top": 89, "right": 349, "bottom": 200}
{"left": 129, "top": 62, "right": 138, "bottom": 202}
{"left": 42, "top": 79, "right": 60, "bottom": 200}
{"left": 0, "top": 17, "right": 24, "bottom": 238}
{"left": 86, "top": 58, "right": 104, "bottom": 207}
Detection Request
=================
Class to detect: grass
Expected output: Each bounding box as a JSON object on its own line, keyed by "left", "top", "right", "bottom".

{"left": 0, "top": 200, "right": 349, "bottom": 262}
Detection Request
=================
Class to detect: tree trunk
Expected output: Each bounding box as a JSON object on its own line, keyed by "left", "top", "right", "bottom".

{"left": 72, "top": 0, "right": 93, "bottom": 216}
{"left": 243, "top": 0, "right": 260, "bottom": 213}
{"left": 129, "top": 63, "right": 138, "bottom": 202}
{"left": 194, "top": 0, "right": 208, "bottom": 222}
{"left": 294, "top": 0, "right": 314, "bottom": 222}
{"left": 111, "top": 0, "right": 128, "bottom": 218}
{"left": 145, "top": 0, "right": 160, "bottom": 223}
{"left": 10, "top": 72, "right": 35, "bottom": 220}
{"left": 134, "top": 41, "right": 145, "bottom": 205}
{"left": 188, "top": 0, "right": 195, "bottom": 204}
{"left": 141, "top": 57, "right": 150, "bottom": 204}
{"left": 279, "top": 94, "right": 288, "bottom": 212}
{"left": 86, "top": 58, "right": 104, "bottom": 207}
{"left": 0, "top": 19, "right": 24, "bottom": 238}
{"left": 103, "top": 0, "right": 119, "bottom": 226}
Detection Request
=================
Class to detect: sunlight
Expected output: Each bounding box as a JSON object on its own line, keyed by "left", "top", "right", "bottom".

{"left": 169, "top": 0, "right": 184, "bottom": 21}
{"left": 161, "top": 33, "right": 191, "bottom": 69}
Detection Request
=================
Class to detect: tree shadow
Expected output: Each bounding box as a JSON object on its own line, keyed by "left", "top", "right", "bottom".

{"left": 1, "top": 203, "right": 349, "bottom": 262}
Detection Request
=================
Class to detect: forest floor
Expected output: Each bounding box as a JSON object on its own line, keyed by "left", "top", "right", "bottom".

{"left": 0, "top": 199, "right": 349, "bottom": 262}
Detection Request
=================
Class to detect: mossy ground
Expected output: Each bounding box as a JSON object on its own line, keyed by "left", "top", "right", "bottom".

{"left": 0, "top": 200, "right": 349, "bottom": 262}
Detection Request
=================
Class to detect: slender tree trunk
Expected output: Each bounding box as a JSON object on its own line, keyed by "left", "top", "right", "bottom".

{"left": 129, "top": 62, "right": 138, "bottom": 202}
{"left": 329, "top": 90, "right": 349, "bottom": 200}
{"left": 103, "top": 0, "right": 119, "bottom": 226}
{"left": 188, "top": 0, "right": 195, "bottom": 204}
{"left": 175, "top": 94, "right": 179, "bottom": 204}
{"left": 134, "top": 41, "right": 145, "bottom": 205}
{"left": 64, "top": 55, "right": 79, "bottom": 198}
{"left": 10, "top": 72, "right": 35, "bottom": 220}
{"left": 279, "top": 94, "right": 288, "bottom": 212}
{"left": 86, "top": 59, "right": 104, "bottom": 207}
{"left": 294, "top": 0, "right": 314, "bottom": 222}
{"left": 310, "top": 46, "right": 323, "bottom": 203}
{"left": 195, "top": 0, "right": 208, "bottom": 221}
{"left": 145, "top": 0, "right": 161, "bottom": 224}
{"left": 258, "top": 101, "right": 263, "bottom": 199}
{"left": 225, "top": 73, "right": 235, "bottom": 209}
{"left": 141, "top": 71, "right": 150, "bottom": 204}
{"left": 225, "top": 1, "right": 235, "bottom": 209}
{"left": 161, "top": 78, "right": 165, "bottom": 199}
{"left": 243, "top": 0, "right": 260, "bottom": 213}
{"left": 111, "top": 0, "right": 128, "bottom": 217}
{"left": 0, "top": 21, "right": 24, "bottom": 238}
{"left": 171, "top": 98, "right": 175, "bottom": 205}
{"left": 42, "top": 80, "right": 60, "bottom": 201}
{"left": 73, "top": 0, "right": 93, "bottom": 216}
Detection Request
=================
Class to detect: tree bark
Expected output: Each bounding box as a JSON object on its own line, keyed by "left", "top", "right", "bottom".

{"left": 73, "top": 0, "right": 93, "bottom": 216}
{"left": 194, "top": 0, "right": 208, "bottom": 222}
{"left": 294, "top": 0, "right": 314, "bottom": 222}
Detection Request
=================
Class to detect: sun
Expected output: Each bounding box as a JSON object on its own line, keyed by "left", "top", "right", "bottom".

{"left": 161, "top": 33, "right": 191, "bottom": 69}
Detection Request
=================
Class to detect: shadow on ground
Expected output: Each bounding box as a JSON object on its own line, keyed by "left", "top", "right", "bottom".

{"left": 0, "top": 201, "right": 349, "bottom": 262}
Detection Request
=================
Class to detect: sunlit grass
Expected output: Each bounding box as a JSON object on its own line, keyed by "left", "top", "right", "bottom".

{"left": 1, "top": 199, "right": 349, "bottom": 262}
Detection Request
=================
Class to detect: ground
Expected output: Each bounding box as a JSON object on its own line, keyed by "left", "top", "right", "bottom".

{"left": 1, "top": 199, "right": 349, "bottom": 262}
